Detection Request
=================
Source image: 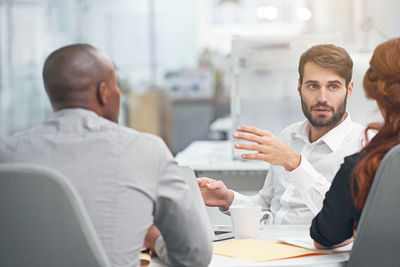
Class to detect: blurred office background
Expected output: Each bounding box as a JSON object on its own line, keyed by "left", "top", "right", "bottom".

{"left": 1, "top": 0, "right": 400, "bottom": 154}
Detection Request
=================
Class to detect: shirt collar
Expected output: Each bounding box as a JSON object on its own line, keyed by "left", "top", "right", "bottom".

{"left": 51, "top": 108, "right": 112, "bottom": 131}
{"left": 291, "top": 120, "right": 310, "bottom": 144}
{"left": 53, "top": 108, "right": 100, "bottom": 119}
{"left": 291, "top": 113, "right": 353, "bottom": 152}
{"left": 320, "top": 113, "right": 352, "bottom": 152}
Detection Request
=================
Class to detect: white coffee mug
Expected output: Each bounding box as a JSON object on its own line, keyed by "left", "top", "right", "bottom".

{"left": 229, "top": 205, "right": 263, "bottom": 239}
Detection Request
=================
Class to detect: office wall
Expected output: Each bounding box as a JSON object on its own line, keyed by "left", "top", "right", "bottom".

{"left": 73, "top": 0, "right": 197, "bottom": 88}
{"left": 0, "top": 0, "right": 77, "bottom": 138}
{"left": 0, "top": 0, "right": 199, "bottom": 138}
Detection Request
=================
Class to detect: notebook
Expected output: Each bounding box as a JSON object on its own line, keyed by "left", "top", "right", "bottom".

{"left": 179, "top": 166, "right": 234, "bottom": 241}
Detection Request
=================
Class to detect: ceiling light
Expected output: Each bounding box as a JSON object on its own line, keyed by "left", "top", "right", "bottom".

{"left": 296, "top": 7, "right": 312, "bottom": 21}
{"left": 257, "top": 6, "right": 278, "bottom": 21}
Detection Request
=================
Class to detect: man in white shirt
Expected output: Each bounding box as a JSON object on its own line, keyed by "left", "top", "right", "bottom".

{"left": 198, "top": 44, "right": 369, "bottom": 224}
{"left": 0, "top": 44, "right": 212, "bottom": 267}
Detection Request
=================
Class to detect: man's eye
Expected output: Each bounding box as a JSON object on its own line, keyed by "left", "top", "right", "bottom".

{"left": 330, "top": 84, "right": 338, "bottom": 90}
{"left": 309, "top": 84, "right": 318, "bottom": 89}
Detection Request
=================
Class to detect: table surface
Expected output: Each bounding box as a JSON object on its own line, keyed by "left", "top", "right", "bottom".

{"left": 150, "top": 225, "right": 349, "bottom": 267}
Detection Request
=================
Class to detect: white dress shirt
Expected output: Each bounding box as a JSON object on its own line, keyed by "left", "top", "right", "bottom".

{"left": 0, "top": 108, "right": 212, "bottom": 267}
{"left": 231, "top": 114, "right": 369, "bottom": 224}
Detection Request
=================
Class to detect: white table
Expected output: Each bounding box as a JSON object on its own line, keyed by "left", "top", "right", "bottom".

{"left": 150, "top": 225, "right": 349, "bottom": 267}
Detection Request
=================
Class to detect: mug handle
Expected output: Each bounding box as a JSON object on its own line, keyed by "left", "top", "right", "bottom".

{"left": 260, "top": 210, "right": 273, "bottom": 225}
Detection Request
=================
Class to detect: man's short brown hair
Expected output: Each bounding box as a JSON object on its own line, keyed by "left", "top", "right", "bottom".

{"left": 298, "top": 44, "right": 353, "bottom": 87}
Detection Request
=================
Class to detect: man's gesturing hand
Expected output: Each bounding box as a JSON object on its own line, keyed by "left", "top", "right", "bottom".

{"left": 233, "top": 125, "right": 301, "bottom": 171}
{"left": 197, "top": 177, "right": 234, "bottom": 211}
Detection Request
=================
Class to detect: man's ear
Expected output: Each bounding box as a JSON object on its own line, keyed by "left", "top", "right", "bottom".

{"left": 297, "top": 79, "right": 301, "bottom": 96}
{"left": 347, "top": 81, "right": 354, "bottom": 98}
{"left": 97, "top": 81, "right": 109, "bottom": 105}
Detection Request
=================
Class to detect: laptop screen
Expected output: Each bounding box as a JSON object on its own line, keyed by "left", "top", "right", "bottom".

{"left": 178, "top": 166, "right": 234, "bottom": 241}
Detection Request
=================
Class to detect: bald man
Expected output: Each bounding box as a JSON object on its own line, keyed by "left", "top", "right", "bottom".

{"left": 0, "top": 44, "right": 212, "bottom": 267}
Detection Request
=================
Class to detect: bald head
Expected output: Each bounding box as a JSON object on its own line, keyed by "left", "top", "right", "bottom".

{"left": 43, "top": 44, "right": 120, "bottom": 122}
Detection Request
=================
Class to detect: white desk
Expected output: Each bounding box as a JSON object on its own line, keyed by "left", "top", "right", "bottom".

{"left": 150, "top": 225, "right": 349, "bottom": 267}
{"left": 209, "top": 117, "right": 232, "bottom": 140}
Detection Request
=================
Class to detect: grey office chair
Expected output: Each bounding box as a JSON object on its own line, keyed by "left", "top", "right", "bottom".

{"left": 348, "top": 144, "right": 400, "bottom": 267}
{"left": 0, "top": 163, "right": 112, "bottom": 267}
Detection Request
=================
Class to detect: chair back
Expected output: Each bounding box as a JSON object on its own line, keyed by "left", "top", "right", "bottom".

{"left": 348, "top": 144, "right": 400, "bottom": 267}
{"left": 0, "top": 163, "right": 112, "bottom": 267}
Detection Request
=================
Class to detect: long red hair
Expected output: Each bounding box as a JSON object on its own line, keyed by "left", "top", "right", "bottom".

{"left": 352, "top": 38, "right": 400, "bottom": 210}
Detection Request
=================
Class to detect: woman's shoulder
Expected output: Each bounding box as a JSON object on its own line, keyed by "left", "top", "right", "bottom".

{"left": 331, "top": 152, "right": 366, "bottom": 185}
{"left": 343, "top": 152, "right": 366, "bottom": 167}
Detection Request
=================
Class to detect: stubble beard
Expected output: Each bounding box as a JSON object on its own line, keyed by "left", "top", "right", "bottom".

{"left": 301, "top": 95, "right": 347, "bottom": 128}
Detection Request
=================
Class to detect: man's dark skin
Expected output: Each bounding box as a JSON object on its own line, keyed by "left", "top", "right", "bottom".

{"left": 43, "top": 44, "right": 121, "bottom": 123}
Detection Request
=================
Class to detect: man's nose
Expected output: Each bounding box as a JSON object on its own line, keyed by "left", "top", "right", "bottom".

{"left": 317, "top": 88, "right": 328, "bottom": 102}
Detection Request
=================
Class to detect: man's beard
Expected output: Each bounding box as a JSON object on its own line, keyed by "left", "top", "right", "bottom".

{"left": 301, "top": 96, "right": 347, "bottom": 128}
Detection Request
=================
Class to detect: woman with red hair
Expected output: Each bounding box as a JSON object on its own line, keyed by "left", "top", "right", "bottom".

{"left": 310, "top": 37, "right": 400, "bottom": 248}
